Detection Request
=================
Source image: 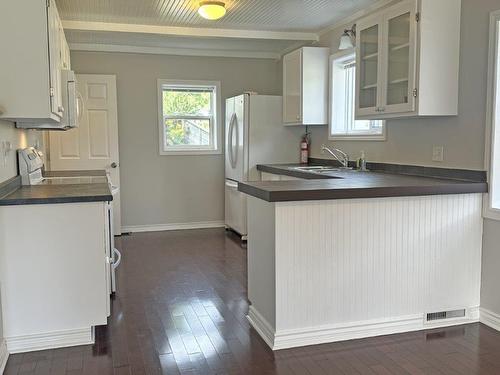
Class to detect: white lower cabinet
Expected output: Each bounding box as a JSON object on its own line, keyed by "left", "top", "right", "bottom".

{"left": 0, "top": 202, "right": 109, "bottom": 353}
{"left": 355, "top": 0, "right": 461, "bottom": 119}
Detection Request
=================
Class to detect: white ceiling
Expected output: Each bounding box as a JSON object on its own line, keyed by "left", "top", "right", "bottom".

{"left": 56, "top": 0, "right": 384, "bottom": 59}
{"left": 56, "top": 0, "right": 378, "bottom": 32}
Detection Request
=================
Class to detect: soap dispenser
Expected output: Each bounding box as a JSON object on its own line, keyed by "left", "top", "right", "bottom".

{"left": 357, "top": 151, "right": 367, "bottom": 171}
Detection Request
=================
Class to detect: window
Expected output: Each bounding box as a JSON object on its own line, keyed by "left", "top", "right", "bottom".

{"left": 158, "top": 79, "right": 221, "bottom": 155}
{"left": 485, "top": 10, "right": 500, "bottom": 219}
{"left": 329, "top": 52, "right": 385, "bottom": 140}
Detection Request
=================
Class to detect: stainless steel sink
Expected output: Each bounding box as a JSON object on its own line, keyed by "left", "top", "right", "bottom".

{"left": 290, "top": 166, "right": 341, "bottom": 172}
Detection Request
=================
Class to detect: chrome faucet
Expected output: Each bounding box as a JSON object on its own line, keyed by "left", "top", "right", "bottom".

{"left": 321, "top": 144, "right": 350, "bottom": 169}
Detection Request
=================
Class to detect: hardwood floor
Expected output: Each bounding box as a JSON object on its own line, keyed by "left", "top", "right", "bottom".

{"left": 5, "top": 228, "right": 500, "bottom": 374}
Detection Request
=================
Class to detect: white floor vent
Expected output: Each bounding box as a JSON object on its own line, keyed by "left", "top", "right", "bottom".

{"left": 426, "top": 309, "right": 466, "bottom": 322}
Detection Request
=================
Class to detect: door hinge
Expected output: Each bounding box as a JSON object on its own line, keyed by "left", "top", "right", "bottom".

{"left": 49, "top": 87, "right": 55, "bottom": 97}
{"left": 46, "top": 0, "right": 50, "bottom": 7}
{"left": 416, "top": 12, "right": 420, "bottom": 22}
{"left": 413, "top": 88, "right": 418, "bottom": 98}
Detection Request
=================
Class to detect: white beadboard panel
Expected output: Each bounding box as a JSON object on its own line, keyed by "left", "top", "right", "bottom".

{"left": 273, "top": 194, "right": 483, "bottom": 332}
{"left": 56, "top": 0, "right": 378, "bottom": 32}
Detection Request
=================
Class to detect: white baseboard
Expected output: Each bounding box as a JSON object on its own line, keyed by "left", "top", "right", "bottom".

{"left": 248, "top": 306, "right": 480, "bottom": 351}
{"left": 5, "top": 327, "right": 94, "bottom": 354}
{"left": 122, "top": 221, "right": 225, "bottom": 233}
{"left": 247, "top": 306, "right": 275, "bottom": 349}
{"left": 480, "top": 307, "right": 500, "bottom": 331}
{"left": 0, "top": 340, "right": 8, "bottom": 375}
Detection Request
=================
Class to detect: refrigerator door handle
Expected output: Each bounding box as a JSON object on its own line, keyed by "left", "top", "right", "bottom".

{"left": 112, "top": 248, "right": 122, "bottom": 270}
{"left": 228, "top": 113, "right": 238, "bottom": 168}
{"left": 225, "top": 180, "right": 238, "bottom": 189}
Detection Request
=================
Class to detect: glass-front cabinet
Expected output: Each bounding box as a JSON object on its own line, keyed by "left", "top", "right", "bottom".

{"left": 355, "top": 0, "right": 417, "bottom": 118}
{"left": 383, "top": 3, "right": 417, "bottom": 114}
{"left": 357, "top": 17, "right": 382, "bottom": 116}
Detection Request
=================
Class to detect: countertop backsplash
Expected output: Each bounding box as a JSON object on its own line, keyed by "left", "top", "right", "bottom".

{"left": 0, "top": 120, "right": 45, "bottom": 184}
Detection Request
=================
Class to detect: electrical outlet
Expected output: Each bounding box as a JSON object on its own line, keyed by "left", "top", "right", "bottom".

{"left": 1, "top": 141, "right": 13, "bottom": 167}
{"left": 432, "top": 146, "right": 444, "bottom": 162}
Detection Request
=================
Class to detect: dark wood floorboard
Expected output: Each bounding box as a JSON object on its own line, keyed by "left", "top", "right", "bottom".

{"left": 6, "top": 228, "right": 500, "bottom": 374}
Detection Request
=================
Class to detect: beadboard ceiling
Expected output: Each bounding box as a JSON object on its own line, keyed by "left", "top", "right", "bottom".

{"left": 56, "top": 0, "right": 384, "bottom": 59}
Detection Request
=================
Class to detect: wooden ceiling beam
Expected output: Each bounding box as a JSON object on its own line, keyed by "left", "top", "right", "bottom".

{"left": 62, "top": 21, "right": 319, "bottom": 42}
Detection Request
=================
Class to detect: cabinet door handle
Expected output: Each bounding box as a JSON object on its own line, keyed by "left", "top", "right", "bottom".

{"left": 58, "top": 106, "right": 65, "bottom": 113}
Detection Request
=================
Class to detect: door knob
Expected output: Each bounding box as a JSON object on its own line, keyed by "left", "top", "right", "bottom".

{"left": 110, "top": 162, "right": 118, "bottom": 168}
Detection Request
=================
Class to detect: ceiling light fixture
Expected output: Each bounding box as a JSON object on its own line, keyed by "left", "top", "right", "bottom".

{"left": 339, "top": 24, "right": 356, "bottom": 50}
{"left": 198, "top": 1, "right": 227, "bottom": 20}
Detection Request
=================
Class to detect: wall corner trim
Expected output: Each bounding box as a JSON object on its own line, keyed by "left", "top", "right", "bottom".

{"left": 247, "top": 306, "right": 276, "bottom": 349}
{"left": 480, "top": 307, "right": 500, "bottom": 331}
{"left": 0, "top": 339, "right": 9, "bottom": 375}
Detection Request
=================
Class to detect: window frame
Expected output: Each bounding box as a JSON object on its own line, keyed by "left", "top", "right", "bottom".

{"left": 484, "top": 10, "right": 500, "bottom": 220}
{"left": 157, "top": 79, "right": 222, "bottom": 156}
{"left": 328, "top": 50, "right": 386, "bottom": 141}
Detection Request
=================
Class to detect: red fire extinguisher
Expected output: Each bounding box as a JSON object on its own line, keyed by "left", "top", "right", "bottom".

{"left": 300, "top": 132, "right": 310, "bottom": 164}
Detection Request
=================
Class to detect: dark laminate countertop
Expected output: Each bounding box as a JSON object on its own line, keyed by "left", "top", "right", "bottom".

{"left": 0, "top": 170, "right": 112, "bottom": 206}
{"left": 238, "top": 164, "right": 488, "bottom": 202}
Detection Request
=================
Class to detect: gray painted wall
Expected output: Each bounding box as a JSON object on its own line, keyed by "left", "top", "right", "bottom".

{"left": 309, "top": 0, "right": 497, "bottom": 170}
{"left": 70, "top": 0, "right": 500, "bottom": 316}
{"left": 70, "top": 52, "right": 282, "bottom": 228}
{"left": 310, "top": 0, "right": 500, "bottom": 316}
{"left": 0, "top": 121, "right": 43, "bottom": 184}
{"left": 482, "top": 219, "right": 500, "bottom": 314}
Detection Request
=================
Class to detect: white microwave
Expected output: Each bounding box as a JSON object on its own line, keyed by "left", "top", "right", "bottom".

{"left": 17, "top": 70, "right": 81, "bottom": 130}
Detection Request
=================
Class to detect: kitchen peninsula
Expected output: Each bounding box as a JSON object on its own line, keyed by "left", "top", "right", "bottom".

{"left": 239, "top": 164, "right": 487, "bottom": 350}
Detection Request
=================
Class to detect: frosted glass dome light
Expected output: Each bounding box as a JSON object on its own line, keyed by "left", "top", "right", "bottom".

{"left": 198, "top": 1, "right": 227, "bottom": 20}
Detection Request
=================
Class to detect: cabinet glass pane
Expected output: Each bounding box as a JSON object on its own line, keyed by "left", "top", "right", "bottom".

{"left": 387, "top": 12, "right": 411, "bottom": 105}
{"left": 359, "top": 25, "right": 379, "bottom": 109}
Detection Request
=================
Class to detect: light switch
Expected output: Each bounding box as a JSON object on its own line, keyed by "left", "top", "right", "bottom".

{"left": 432, "top": 146, "right": 444, "bottom": 162}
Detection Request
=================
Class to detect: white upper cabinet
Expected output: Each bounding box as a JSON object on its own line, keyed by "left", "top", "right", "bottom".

{"left": 0, "top": 0, "right": 69, "bottom": 123}
{"left": 355, "top": 0, "right": 461, "bottom": 120}
{"left": 59, "top": 17, "right": 71, "bottom": 70}
{"left": 283, "top": 47, "right": 330, "bottom": 126}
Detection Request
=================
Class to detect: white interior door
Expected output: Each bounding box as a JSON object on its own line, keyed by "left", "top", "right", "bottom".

{"left": 49, "top": 74, "right": 121, "bottom": 235}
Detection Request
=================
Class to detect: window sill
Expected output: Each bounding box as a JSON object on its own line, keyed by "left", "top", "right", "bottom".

{"left": 484, "top": 207, "right": 500, "bottom": 221}
{"left": 329, "top": 134, "right": 387, "bottom": 141}
{"left": 159, "top": 149, "right": 222, "bottom": 156}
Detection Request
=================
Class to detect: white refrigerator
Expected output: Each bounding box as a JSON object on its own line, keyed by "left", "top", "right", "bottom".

{"left": 225, "top": 94, "right": 302, "bottom": 239}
